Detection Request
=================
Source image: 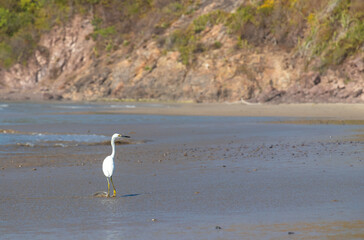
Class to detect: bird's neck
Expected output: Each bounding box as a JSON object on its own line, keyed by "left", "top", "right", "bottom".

{"left": 111, "top": 138, "right": 116, "bottom": 159}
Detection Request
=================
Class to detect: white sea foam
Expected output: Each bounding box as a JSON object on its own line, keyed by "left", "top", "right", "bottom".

{"left": 125, "top": 105, "right": 136, "bottom": 109}
{"left": 1, "top": 131, "right": 109, "bottom": 147}
{"left": 54, "top": 105, "right": 93, "bottom": 110}
{"left": 54, "top": 143, "right": 68, "bottom": 147}
{"left": 110, "top": 105, "right": 136, "bottom": 109}
{"left": 16, "top": 142, "right": 35, "bottom": 147}
{"left": 0, "top": 104, "right": 9, "bottom": 110}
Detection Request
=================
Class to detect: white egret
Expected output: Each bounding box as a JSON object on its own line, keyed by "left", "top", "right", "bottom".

{"left": 102, "top": 133, "right": 130, "bottom": 197}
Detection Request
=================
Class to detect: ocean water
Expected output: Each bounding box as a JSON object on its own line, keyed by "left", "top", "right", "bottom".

{"left": 0, "top": 102, "right": 276, "bottom": 148}
{"left": 0, "top": 102, "right": 165, "bottom": 126}
{"left": 1, "top": 102, "right": 358, "bottom": 148}
{"left": 0, "top": 103, "right": 121, "bottom": 147}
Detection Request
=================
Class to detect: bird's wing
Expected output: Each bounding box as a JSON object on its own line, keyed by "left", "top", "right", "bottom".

{"left": 102, "top": 155, "right": 114, "bottom": 177}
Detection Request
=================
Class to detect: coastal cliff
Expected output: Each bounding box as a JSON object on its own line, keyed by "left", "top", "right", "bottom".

{"left": 0, "top": 0, "right": 363, "bottom": 103}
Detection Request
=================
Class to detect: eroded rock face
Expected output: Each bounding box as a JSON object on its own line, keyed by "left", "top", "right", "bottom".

{"left": 0, "top": 5, "right": 363, "bottom": 103}
{"left": 0, "top": 15, "right": 95, "bottom": 100}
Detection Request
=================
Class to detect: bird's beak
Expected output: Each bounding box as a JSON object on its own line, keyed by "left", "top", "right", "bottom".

{"left": 122, "top": 135, "right": 130, "bottom": 138}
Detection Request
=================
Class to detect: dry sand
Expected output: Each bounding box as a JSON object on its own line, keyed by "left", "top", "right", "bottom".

{"left": 89, "top": 102, "right": 364, "bottom": 119}
{"left": 1, "top": 103, "right": 363, "bottom": 239}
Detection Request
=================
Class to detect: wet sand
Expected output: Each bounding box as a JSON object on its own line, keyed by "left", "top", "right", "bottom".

{"left": 58, "top": 102, "right": 364, "bottom": 119}
{"left": 1, "top": 103, "right": 363, "bottom": 239}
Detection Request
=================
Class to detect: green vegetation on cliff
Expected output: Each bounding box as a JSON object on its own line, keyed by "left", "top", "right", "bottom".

{"left": 0, "top": 0, "right": 363, "bottom": 72}
{"left": 0, "top": 0, "right": 95, "bottom": 67}
{"left": 164, "top": 0, "right": 363, "bottom": 69}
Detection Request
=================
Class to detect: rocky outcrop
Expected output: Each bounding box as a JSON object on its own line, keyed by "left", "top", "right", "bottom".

{"left": 0, "top": 15, "right": 95, "bottom": 100}
{"left": 0, "top": 2, "right": 363, "bottom": 103}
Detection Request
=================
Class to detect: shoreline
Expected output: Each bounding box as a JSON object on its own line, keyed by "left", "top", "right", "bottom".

{"left": 1, "top": 100, "right": 364, "bottom": 119}
{"left": 97, "top": 102, "right": 364, "bottom": 119}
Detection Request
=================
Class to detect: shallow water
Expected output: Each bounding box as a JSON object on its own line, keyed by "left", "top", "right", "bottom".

{"left": 0, "top": 102, "right": 274, "bottom": 147}
{"left": 0, "top": 102, "right": 363, "bottom": 239}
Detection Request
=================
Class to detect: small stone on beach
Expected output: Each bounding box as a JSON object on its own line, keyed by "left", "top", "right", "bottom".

{"left": 215, "top": 226, "right": 222, "bottom": 230}
{"left": 288, "top": 231, "right": 295, "bottom": 235}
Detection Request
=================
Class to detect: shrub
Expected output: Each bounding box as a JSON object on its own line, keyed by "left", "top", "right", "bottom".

{"left": 213, "top": 41, "right": 222, "bottom": 49}
{"left": 193, "top": 10, "right": 228, "bottom": 33}
{"left": 0, "top": 0, "right": 83, "bottom": 67}
{"left": 226, "top": 5, "right": 255, "bottom": 34}
{"left": 0, "top": 42, "right": 14, "bottom": 68}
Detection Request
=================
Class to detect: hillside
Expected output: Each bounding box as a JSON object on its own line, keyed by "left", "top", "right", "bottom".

{"left": 0, "top": 0, "right": 363, "bottom": 103}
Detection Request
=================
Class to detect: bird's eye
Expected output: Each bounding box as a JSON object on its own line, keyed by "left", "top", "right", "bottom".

{"left": 118, "top": 134, "right": 121, "bottom": 137}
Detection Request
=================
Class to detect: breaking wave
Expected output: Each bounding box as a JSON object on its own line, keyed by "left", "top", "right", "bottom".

{"left": 0, "top": 130, "right": 122, "bottom": 147}
{"left": 0, "top": 104, "right": 9, "bottom": 110}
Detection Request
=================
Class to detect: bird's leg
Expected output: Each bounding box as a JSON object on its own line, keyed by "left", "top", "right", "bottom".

{"left": 110, "top": 176, "right": 116, "bottom": 197}
{"left": 107, "top": 177, "right": 111, "bottom": 197}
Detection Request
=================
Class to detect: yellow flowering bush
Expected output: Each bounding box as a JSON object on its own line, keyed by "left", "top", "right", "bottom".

{"left": 257, "top": 0, "right": 274, "bottom": 14}
{"left": 258, "top": 0, "right": 274, "bottom": 10}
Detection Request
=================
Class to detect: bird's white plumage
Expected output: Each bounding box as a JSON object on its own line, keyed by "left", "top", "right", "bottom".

{"left": 102, "top": 133, "right": 120, "bottom": 178}
{"left": 102, "top": 155, "right": 114, "bottom": 178}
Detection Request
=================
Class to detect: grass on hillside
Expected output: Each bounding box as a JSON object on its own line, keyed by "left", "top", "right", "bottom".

{"left": 0, "top": 0, "right": 362, "bottom": 72}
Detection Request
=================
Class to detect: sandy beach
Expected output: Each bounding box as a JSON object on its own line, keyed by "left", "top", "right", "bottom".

{"left": 0, "top": 102, "right": 363, "bottom": 239}
{"left": 58, "top": 102, "right": 364, "bottom": 119}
